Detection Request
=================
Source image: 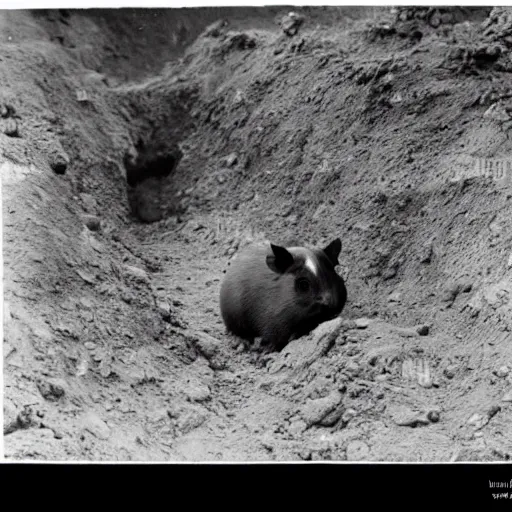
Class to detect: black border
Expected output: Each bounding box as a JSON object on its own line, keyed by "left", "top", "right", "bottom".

{"left": 1, "top": 462, "right": 511, "bottom": 505}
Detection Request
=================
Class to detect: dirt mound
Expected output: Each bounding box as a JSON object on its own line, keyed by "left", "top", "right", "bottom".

{"left": 2, "top": 7, "right": 512, "bottom": 461}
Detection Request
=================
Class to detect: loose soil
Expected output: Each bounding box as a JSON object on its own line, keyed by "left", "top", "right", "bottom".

{"left": 2, "top": 6, "right": 512, "bottom": 461}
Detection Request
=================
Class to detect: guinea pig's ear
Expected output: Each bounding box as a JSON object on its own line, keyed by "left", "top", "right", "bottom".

{"left": 266, "top": 244, "right": 295, "bottom": 274}
{"left": 322, "top": 238, "right": 342, "bottom": 266}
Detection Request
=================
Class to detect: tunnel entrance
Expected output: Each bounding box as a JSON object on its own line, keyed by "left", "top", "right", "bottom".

{"left": 124, "top": 141, "right": 183, "bottom": 188}
{"left": 124, "top": 141, "right": 183, "bottom": 222}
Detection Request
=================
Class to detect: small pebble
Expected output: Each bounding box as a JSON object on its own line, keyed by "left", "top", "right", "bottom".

{"left": 80, "top": 193, "right": 98, "bottom": 214}
{"left": 288, "top": 418, "right": 307, "bottom": 435}
{"left": 355, "top": 317, "right": 371, "bottom": 329}
{"left": 0, "top": 103, "right": 10, "bottom": 117}
{"left": 342, "top": 408, "right": 357, "bottom": 423}
{"left": 83, "top": 412, "right": 111, "bottom": 440}
{"left": 467, "top": 413, "right": 485, "bottom": 428}
{"left": 123, "top": 265, "right": 150, "bottom": 284}
{"left": 83, "top": 215, "right": 101, "bottom": 231}
{"left": 419, "top": 375, "right": 433, "bottom": 388}
{"left": 48, "top": 147, "right": 70, "bottom": 175}
{"left": 298, "top": 449, "right": 312, "bottom": 461}
{"left": 382, "top": 265, "right": 398, "bottom": 280}
{"left": 501, "top": 390, "right": 512, "bottom": 402}
{"left": 76, "top": 268, "right": 96, "bottom": 284}
{"left": 496, "top": 366, "right": 509, "bottom": 378}
{"left": 336, "top": 336, "right": 347, "bottom": 346}
{"left": 441, "top": 282, "right": 460, "bottom": 304}
{"left": 301, "top": 391, "right": 343, "bottom": 427}
{"left": 3, "top": 117, "right": 18, "bottom": 137}
{"left": 223, "top": 153, "right": 238, "bottom": 168}
{"left": 345, "top": 361, "right": 360, "bottom": 374}
{"left": 395, "top": 413, "right": 430, "bottom": 427}
{"left": 36, "top": 378, "right": 67, "bottom": 401}
{"left": 444, "top": 365, "right": 457, "bottom": 379}
{"left": 53, "top": 429, "right": 64, "bottom": 440}
{"left": 427, "top": 410, "right": 440, "bottom": 423}
{"left": 184, "top": 382, "right": 211, "bottom": 403}
{"left": 99, "top": 364, "right": 112, "bottom": 378}
{"left": 76, "top": 89, "right": 89, "bottom": 102}
{"left": 346, "top": 440, "right": 370, "bottom": 461}
{"left": 280, "top": 11, "right": 305, "bottom": 37}
{"left": 191, "top": 331, "right": 221, "bottom": 360}
{"left": 388, "top": 291, "right": 402, "bottom": 303}
{"left": 84, "top": 342, "right": 97, "bottom": 350}
{"left": 157, "top": 301, "right": 171, "bottom": 322}
{"left": 420, "top": 242, "right": 433, "bottom": 263}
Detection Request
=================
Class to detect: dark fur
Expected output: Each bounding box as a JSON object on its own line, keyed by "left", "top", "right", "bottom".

{"left": 219, "top": 239, "right": 347, "bottom": 351}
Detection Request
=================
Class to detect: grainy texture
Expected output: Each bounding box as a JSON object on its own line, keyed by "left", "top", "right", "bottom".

{"left": 2, "top": 6, "right": 512, "bottom": 461}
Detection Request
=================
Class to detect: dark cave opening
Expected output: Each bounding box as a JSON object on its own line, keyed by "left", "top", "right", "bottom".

{"left": 124, "top": 145, "right": 183, "bottom": 187}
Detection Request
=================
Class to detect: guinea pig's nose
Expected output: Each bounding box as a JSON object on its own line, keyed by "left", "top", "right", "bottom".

{"left": 318, "top": 294, "right": 332, "bottom": 307}
{"left": 317, "top": 295, "right": 340, "bottom": 317}
{"left": 317, "top": 296, "right": 335, "bottom": 314}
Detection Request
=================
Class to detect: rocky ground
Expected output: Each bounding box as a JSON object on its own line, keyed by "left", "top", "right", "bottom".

{"left": 2, "top": 6, "right": 512, "bottom": 461}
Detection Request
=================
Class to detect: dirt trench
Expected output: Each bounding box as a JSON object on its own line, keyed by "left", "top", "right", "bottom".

{"left": 2, "top": 6, "right": 512, "bottom": 461}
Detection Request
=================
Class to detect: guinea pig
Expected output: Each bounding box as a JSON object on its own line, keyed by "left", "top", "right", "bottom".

{"left": 219, "top": 238, "right": 347, "bottom": 351}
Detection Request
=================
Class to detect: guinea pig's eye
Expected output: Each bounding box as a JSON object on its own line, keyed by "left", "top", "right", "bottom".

{"left": 297, "top": 278, "right": 311, "bottom": 293}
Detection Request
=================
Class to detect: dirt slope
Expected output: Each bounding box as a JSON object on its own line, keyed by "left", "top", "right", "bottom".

{"left": 2, "top": 6, "right": 512, "bottom": 461}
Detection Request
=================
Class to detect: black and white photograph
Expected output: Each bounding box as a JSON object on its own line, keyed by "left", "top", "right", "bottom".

{"left": 1, "top": 2, "right": 512, "bottom": 469}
